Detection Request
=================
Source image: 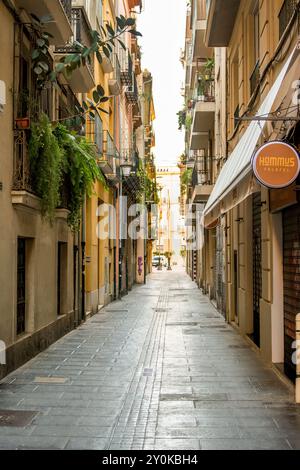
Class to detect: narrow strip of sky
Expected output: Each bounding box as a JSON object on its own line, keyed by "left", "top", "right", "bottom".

{"left": 137, "top": 0, "right": 186, "bottom": 166}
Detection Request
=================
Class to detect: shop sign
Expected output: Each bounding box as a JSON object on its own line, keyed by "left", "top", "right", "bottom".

{"left": 252, "top": 141, "right": 300, "bottom": 189}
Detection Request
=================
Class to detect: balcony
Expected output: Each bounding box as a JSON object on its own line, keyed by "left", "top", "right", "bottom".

{"left": 98, "top": 131, "right": 119, "bottom": 182}
{"left": 125, "top": 74, "right": 139, "bottom": 104}
{"left": 87, "top": 115, "right": 103, "bottom": 154}
{"left": 15, "top": 0, "right": 73, "bottom": 45}
{"left": 120, "top": 50, "right": 133, "bottom": 86}
{"left": 12, "top": 130, "right": 33, "bottom": 194}
{"left": 190, "top": 157, "right": 213, "bottom": 204}
{"left": 11, "top": 130, "right": 70, "bottom": 214}
{"left": 191, "top": 0, "right": 213, "bottom": 61}
{"left": 121, "top": 149, "right": 142, "bottom": 196}
{"left": 189, "top": 84, "right": 215, "bottom": 152}
{"left": 54, "top": 7, "right": 95, "bottom": 93}
{"left": 109, "top": 54, "right": 122, "bottom": 96}
{"left": 205, "top": 0, "right": 241, "bottom": 46}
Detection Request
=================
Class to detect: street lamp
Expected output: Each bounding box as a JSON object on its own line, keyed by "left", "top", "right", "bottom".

{"left": 120, "top": 156, "right": 133, "bottom": 178}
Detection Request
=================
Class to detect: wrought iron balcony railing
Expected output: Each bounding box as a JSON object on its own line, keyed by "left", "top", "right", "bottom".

{"left": 279, "top": 0, "right": 298, "bottom": 39}
{"left": 125, "top": 73, "right": 138, "bottom": 104}
{"left": 87, "top": 115, "right": 103, "bottom": 154}
{"left": 13, "top": 130, "right": 33, "bottom": 193}
{"left": 192, "top": 156, "right": 212, "bottom": 187}
{"left": 55, "top": 7, "right": 94, "bottom": 75}
{"left": 193, "top": 78, "right": 215, "bottom": 103}
{"left": 99, "top": 130, "right": 120, "bottom": 179}
{"left": 120, "top": 50, "right": 133, "bottom": 86}
{"left": 61, "top": 0, "right": 72, "bottom": 23}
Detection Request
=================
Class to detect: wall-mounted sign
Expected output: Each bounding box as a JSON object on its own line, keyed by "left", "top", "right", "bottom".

{"left": 252, "top": 141, "right": 300, "bottom": 189}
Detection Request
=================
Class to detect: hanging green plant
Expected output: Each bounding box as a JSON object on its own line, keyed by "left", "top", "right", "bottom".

{"left": 29, "top": 113, "right": 64, "bottom": 222}
{"left": 28, "top": 114, "right": 107, "bottom": 229}
{"left": 136, "top": 162, "right": 157, "bottom": 204}
{"left": 54, "top": 123, "right": 107, "bottom": 230}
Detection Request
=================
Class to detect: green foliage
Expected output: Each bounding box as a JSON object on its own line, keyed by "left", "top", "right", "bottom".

{"left": 181, "top": 168, "right": 192, "bottom": 194}
{"left": 197, "top": 57, "right": 215, "bottom": 96}
{"left": 185, "top": 114, "right": 192, "bottom": 131}
{"left": 53, "top": 124, "right": 107, "bottom": 230}
{"left": 29, "top": 14, "right": 142, "bottom": 122}
{"left": 177, "top": 109, "right": 187, "bottom": 131}
{"left": 136, "top": 163, "right": 157, "bottom": 204}
{"left": 29, "top": 114, "right": 106, "bottom": 229}
{"left": 29, "top": 114, "right": 63, "bottom": 221}
{"left": 178, "top": 153, "right": 187, "bottom": 165}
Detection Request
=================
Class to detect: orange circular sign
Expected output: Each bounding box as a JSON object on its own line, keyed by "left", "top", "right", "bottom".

{"left": 252, "top": 141, "right": 300, "bottom": 189}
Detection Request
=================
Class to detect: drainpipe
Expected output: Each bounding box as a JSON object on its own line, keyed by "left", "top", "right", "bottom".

{"left": 119, "top": 179, "right": 123, "bottom": 299}
{"left": 81, "top": 198, "right": 86, "bottom": 321}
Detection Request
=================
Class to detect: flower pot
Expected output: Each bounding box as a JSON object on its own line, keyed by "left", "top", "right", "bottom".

{"left": 15, "top": 117, "right": 30, "bottom": 129}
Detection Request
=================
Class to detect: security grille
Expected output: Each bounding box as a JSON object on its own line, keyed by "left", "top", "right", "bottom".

{"left": 283, "top": 203, "right": 300, "bottom": 383}
{"left": 252, "top": 193, "right": 262, "bottom": 348}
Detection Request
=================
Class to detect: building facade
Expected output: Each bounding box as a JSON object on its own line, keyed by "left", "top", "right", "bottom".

{"left": 183, "top": 0, "right": 300, "bottom": 401}
{"left": 0, "top": 0, "right": 156, "bottom": 379}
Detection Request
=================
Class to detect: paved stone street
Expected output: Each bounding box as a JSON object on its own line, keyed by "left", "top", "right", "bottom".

{"left": 0, "top": 268, "right": 300, "bottom": 450}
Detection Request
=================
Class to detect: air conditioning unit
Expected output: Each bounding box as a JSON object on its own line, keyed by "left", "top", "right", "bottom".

{"left": 0, "top": 81, "right": 6, "bottom": 114}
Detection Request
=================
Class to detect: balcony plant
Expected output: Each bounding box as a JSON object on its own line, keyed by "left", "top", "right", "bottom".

{"left": 28, "top": 13, "right": 142, "bottom": 124}
{"left": 197, "top": 58, "right": 215, "bottom": 100}
{"left": 29, "top": 113, "right": 106, "bottom": 229}
{"left": 177, "top": 109, "right": 187, "bottom": 131}
{"left": 180, "top": 168, "right": 192, "bottom": 195}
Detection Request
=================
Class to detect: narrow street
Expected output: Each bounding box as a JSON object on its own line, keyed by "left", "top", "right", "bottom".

{"left": 0, "top": 269, "right": 299, "bottom": 450}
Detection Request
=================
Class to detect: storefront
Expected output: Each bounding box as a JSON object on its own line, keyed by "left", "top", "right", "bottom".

{"left": 203, "top": 44, "right": 300, "bottom": 401}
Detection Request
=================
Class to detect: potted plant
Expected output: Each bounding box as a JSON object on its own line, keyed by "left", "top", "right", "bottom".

{"left": 15, "top": 117, "right": 31, "bottom": 129}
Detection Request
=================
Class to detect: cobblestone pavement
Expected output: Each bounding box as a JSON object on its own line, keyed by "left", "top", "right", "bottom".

{"left": 0, "top": 268, "right": 300, "bottom": 450}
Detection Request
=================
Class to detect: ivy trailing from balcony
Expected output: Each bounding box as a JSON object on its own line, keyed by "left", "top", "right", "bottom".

{"left": 136, "top": 163, "right": 158, "bottom": 204}
{"left": 29, "top": 113, "right": 63, "bottom": 221}
{"left": 29, "top": 114, "right": 106, "bottom": 228}
{"left": 54, "top": 123, "right": 107, "bottom": 230}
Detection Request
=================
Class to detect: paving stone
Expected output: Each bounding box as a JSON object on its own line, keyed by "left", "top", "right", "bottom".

{"left": 200, "top": 438, "right": 291, "bottom": 450}
{"left": 0, "top": 268, "right": 298, "bottom": 451}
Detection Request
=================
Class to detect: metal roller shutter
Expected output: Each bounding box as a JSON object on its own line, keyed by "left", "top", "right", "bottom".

{"left": 252, "top": 192, "right": 262, "bottom": 348}
{"left": 283, "top": 203, "right": 300, "bottom": 383}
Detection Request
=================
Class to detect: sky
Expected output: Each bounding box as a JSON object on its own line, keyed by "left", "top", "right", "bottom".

{"left": 137, "top": 0, "right": 186, "bottom": 166}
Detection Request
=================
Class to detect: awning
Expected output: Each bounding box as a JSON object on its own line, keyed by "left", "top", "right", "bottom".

{"left": 203, "top": 42, "right": 299, "bottom": 221}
